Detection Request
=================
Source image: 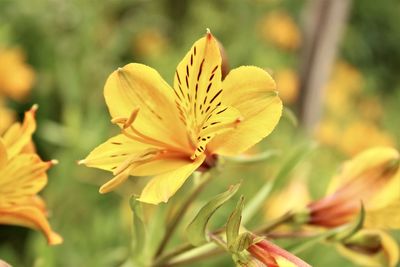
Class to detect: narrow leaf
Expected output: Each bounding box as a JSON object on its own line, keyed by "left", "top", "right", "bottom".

{"left": 282, "top": 107, "right": 298, "bottom": 127}
{"left": 225, "top": 150, "right": 280, "bottom": 164}
{"left": 226, "top": 196, "right": 245, "bottom": 250}
{"left": 330, "top": 203, "right": 365, "bottom": 242}
{"left": 289, "top": 204, "right": 366, "bottom": 254}
{"left": 186, "top": 183, "right": 241, "bottom": 246}
{"left": 242, "top": 180, "right": 273, "bottom": 225}
{"left": 129, "top": 196, "right": 147, "bottom": 257}
{"left": 230, "top": 232, "right": 254, "bottom": 252}
{"left": 272, "top": 142, "right": 316, "bottom": 192}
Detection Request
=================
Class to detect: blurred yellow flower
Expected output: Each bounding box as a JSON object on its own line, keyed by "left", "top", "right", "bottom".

{"left": 259, "top": 11, "right": 301, "bottom": 50}
{"left": 314, "top": 119, "right": 340, "bottom": 147}
{"left": 265, "top": 177, "right": 310, "bottom": 220}
{"left": 80, "top": 30, "right": 282, "bottom": 204}
{"left": 0, "top": 106, "right": 62, "bottom": 245}
{"left": 331, "top": 61, "right": 363, "bottom": 95}
{"left": 336, "top": 229, "right": 399, "bottom": 267}
{"left": 339, "top": 121, "right": 395, "bottom": 156}
{"left": 307, "top": 147, "right": 400, "bottom": 228}
{"left": 359, "top": 97, "right": 384, "bottom": 121}
{"left": 274, "top": 68, "right": 299, "bottom": 104}
{"left": 0, "top": 47, "right": 35, "bottom": 101}
{"left": 133, "top": 28, "right": 169, "bottom": 58}
{"left": 324, "top": 61, "right": 363, "bottom": 117}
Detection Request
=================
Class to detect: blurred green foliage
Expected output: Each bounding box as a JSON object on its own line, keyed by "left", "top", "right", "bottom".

{"left": 0, "top": 0, "right": 399, "bottom": 266}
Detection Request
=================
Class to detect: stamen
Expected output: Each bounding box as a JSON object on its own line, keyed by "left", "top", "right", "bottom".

{"left": 113, "top": 148, "right": 160, "bottom": 176}
{"left": 200, "top": 116, "right": 242, "bottom": 137}
{"left": 124, "top": 108, "right": 140, "bottom": 128}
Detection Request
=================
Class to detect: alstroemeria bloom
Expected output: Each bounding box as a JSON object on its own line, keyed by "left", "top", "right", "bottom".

{"left": 247, "top": 239, "right": 311, "bottom": 267}
{"left": 307, "top": 147, "right": 400, "bottom": 228}
{"left": 80, "top": 30, "right": 282, "bottom": 204}
{"left": 336, "top": 229, "right": 399, "bottom": 267}
{"left": 0, "top": 106, "right": 62, "bottom": 245}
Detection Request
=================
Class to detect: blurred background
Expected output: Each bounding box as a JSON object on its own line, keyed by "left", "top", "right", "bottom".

{"left": 0, "top": 0, "right": 399, "bottom": 266}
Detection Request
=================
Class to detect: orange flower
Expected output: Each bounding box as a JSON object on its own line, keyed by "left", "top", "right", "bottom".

{"left": 0, "top": 106, "right": 62, "bottom": 245}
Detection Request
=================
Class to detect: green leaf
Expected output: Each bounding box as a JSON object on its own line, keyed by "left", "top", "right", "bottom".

{"left": 129, "top": 196, "right": 147, "bottom": 257}
{"left": 272, "top": 142, "right": 316, "bottom": 192}
{"left": 242, "top": 180, "right": 273, "bottom": 225}
{"left": 224, "top": 149, "right": 281, "bottom": 164}
{"left": 226, "top": 196, "right": 245, "bottom": 250}
{"left": 282, "top": 107, "right": 298, "bottom": 127}
{"left": 288, "top": 204, "right": 366, "bottom": 254}
{"left": 230, "top": 232, "right": 254, "bottom": 253}
{"left": 330, "top": 203, "right": 365, "bottom": 242}
{"left": 242, "top": 142, "right": 315, "bottom": 225}
{"left": 186, "top": 183, "right": 241, "bottom": 246}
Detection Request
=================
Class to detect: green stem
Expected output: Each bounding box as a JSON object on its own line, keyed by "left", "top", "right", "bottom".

{"left": 152, "top": 243, "right": 194, "bottom": 267}
{"left": 254, "top": 212, "right": 294, "bottom": 234}
{"left": 159, "top": 212, "right": 295, "bottom": 266}
{"left": 164, "top": 244, "right": 224, "bottom": 267}
{"left": 154, "top": 172, "right": 213, "bottom": 258}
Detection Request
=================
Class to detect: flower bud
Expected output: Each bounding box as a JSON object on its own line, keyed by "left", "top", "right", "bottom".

{"left": 337, "top": 229, "right": 399, "bottom": 267}
{"left": 306, "top": 147, "right": 400, "bottom": 228}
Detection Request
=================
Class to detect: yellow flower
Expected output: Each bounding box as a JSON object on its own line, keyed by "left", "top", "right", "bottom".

{"left": 274, "top": 69, "right": 299, "bottom": 105}
{"left": 306, "top": 147, "right": 400, "bottom": 228}
{"left": 336, "top": 229, "right": 399, "bottom": 267}
{"left": 0, "top": 47, "right": 35, "bottom": 101}
{"left": 258, "top": 11, "right": 301, "bottom": 50}
{"left": 265, "top": 176, "right": 311, "bottom": 220}
{"left": 359, "top": 97, "right": 383, "bottom": 121}
{"left": 324, "top": 61, "right": 364, "bottom": 117}
{"left": 80, "top": 30, "right": 282, "bottom": 204}
{"left": 133, "top": 28, "right": 169, "bottom": 58}
{"left": 0, "top": 106, "right": 62, "bottom": 245}
{"left": 339, "top": 122, "right": 395, "bottom": 156}
{"left": 314, "top": 119, "right": 340, "bottom": 147}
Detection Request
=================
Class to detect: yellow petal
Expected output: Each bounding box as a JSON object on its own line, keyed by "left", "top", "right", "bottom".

{"left": 365, "top": 200, "right": 400, "bottom": 229}
{"left": 0, "top": 102, "right": 16, "bottom": 135}
{"left": 276, "top": 257, "right": 298, "bottom": 267}
{"left": 0, "top": 139, "right": 7, "bottom": 169}
{"left": 131, "top": 155, "right": 200, "bottom": 176}
{"left": 138, "top": 155, "right": 205, "bottom": 204}
{"left": 173, "top": 30, "right": 241, "bottom": 156}
{"left": 0, "top": 205, "right": 62, "bottom": 245}
{"left": 327, "top": 146, "right": 400, "bottom": 210}
{"left": 0, "top": 154, "right": 50, "bottom": 206}
{"left": 104, "top": 63, "right": 189, "bottom": 151}
{"left": 173, "top": 30, "right": 221, "bottom": 131}
{"left": 98, "top": 154, "right": 198, "bottom": 193}
{"left": 0, "top": 259, "right": 11, "bottom": 267}
{"left": 80, "top": 134, "right": 155, "bottom": 172}
{"left": 336, "top": 229, "right": 399, "bottom": 267}
{"left": 2, "top": 105, "right": 37, "bottom": 158}
{"left": 208, "top": 66, "right": 282, "bottom": 155}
